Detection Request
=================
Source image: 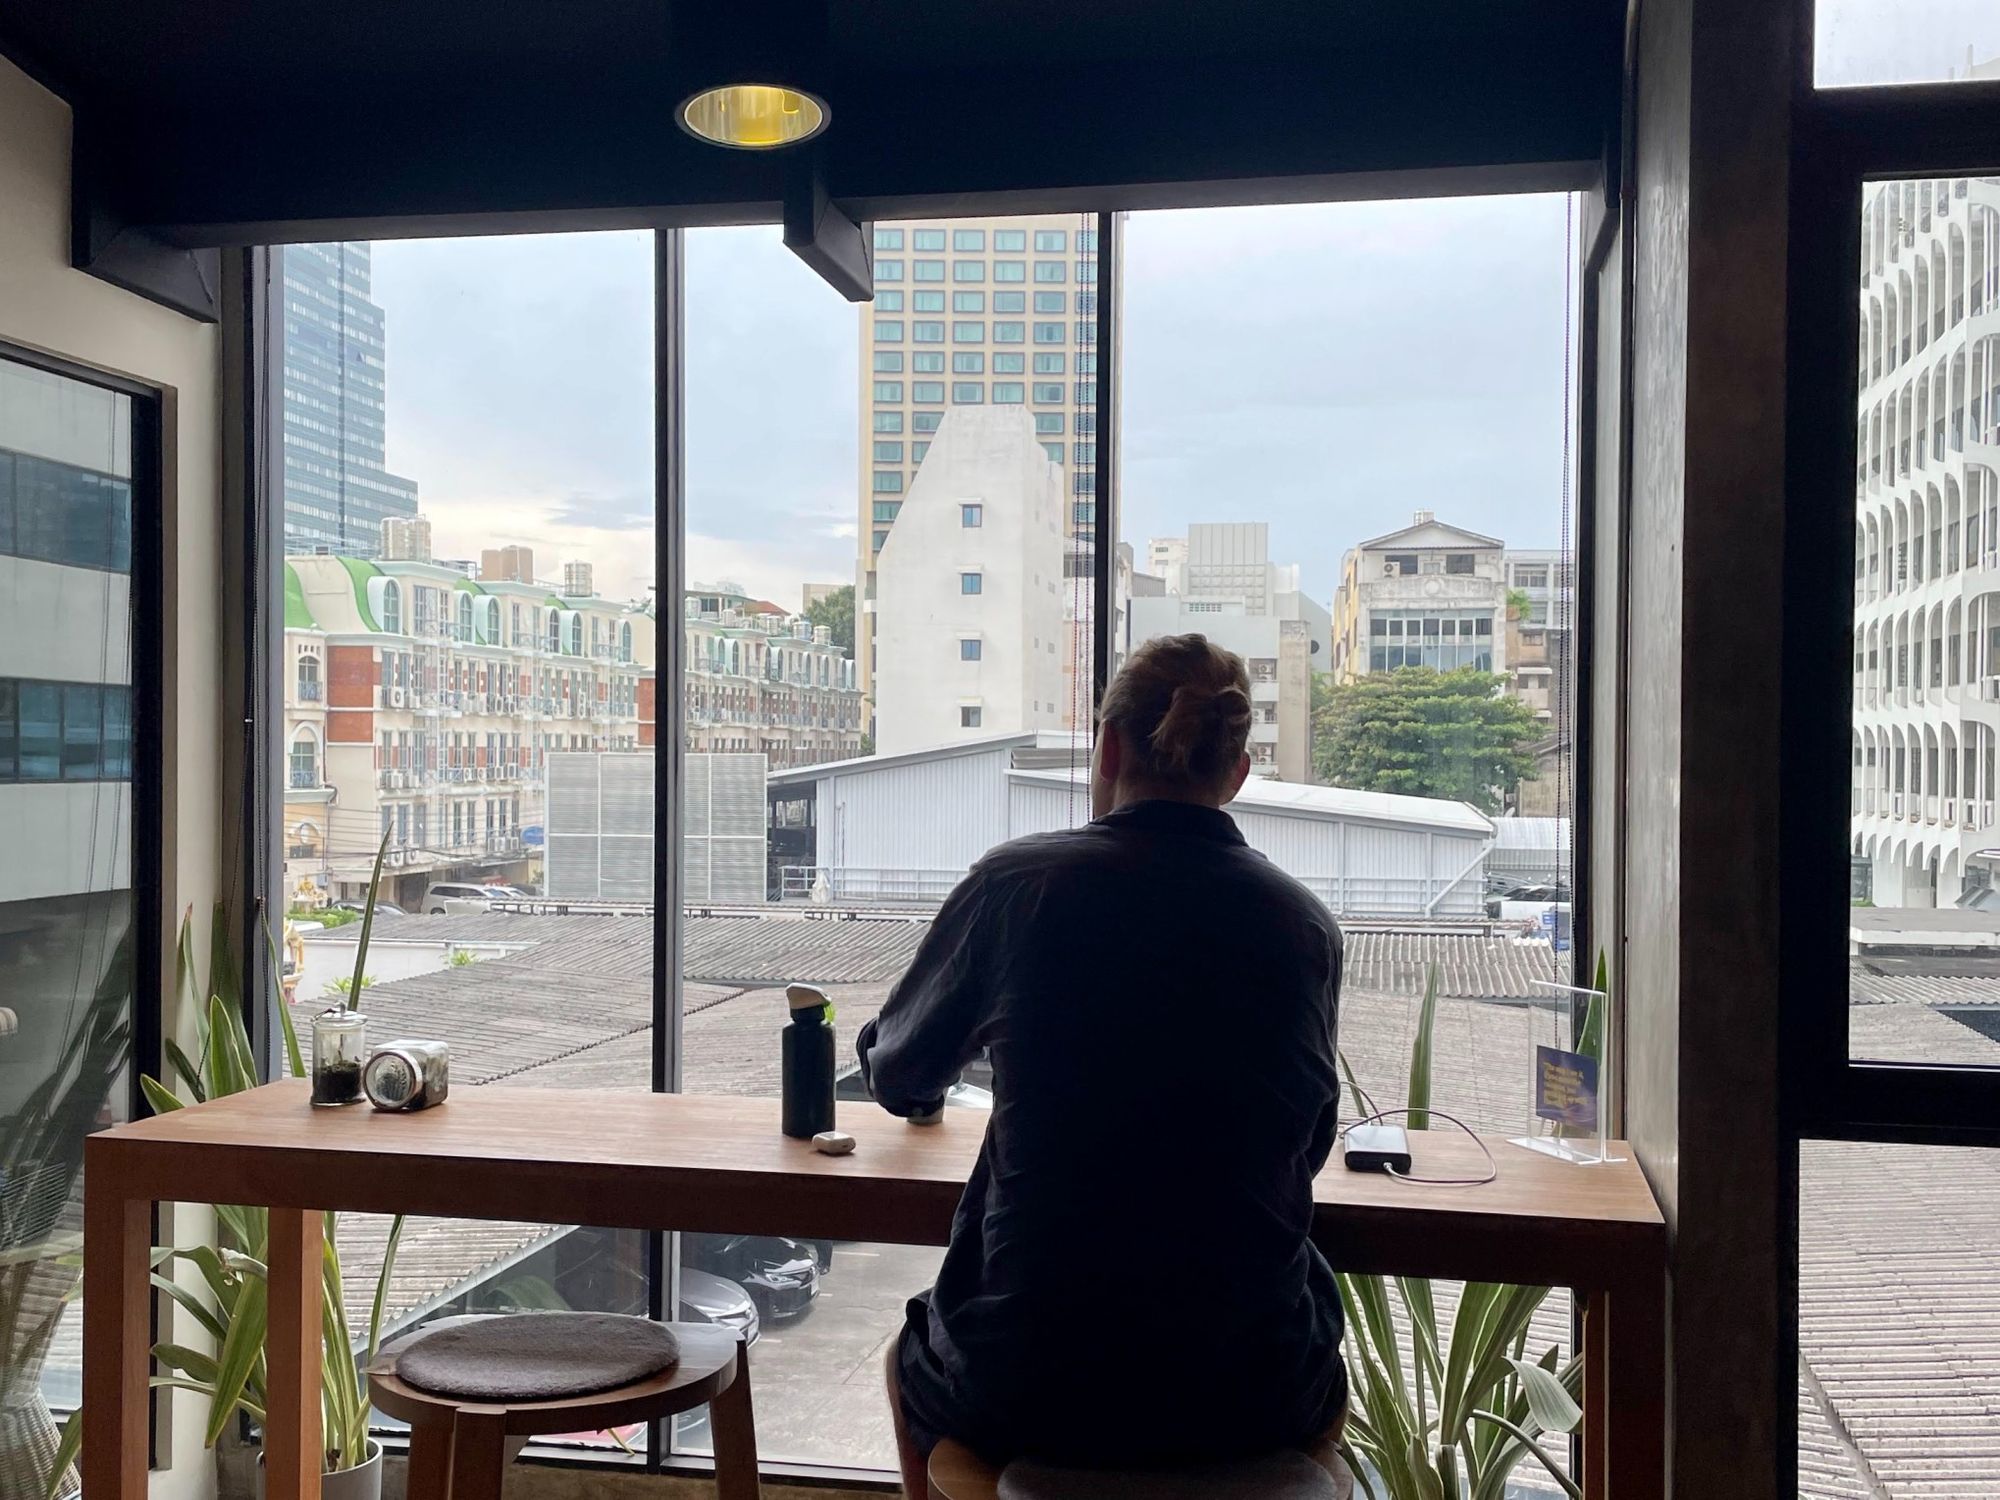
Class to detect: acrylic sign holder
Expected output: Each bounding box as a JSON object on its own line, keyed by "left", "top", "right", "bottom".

{"left": 1509, "top": 979, "right": 1624, "bottom": 1166}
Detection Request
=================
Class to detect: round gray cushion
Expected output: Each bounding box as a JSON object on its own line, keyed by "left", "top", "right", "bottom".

{"left": 998, "top": 1451, "right": 1342, "bottom": 1500}
{"left": 394, "top": 1313, "right": 680, "bottom": 1402}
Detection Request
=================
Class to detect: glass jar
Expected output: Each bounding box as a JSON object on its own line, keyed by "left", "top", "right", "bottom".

{"left": 363, "top": 1040, "right": 451, "bottom": 1111}
{"left": 311, "top": 1011, "right": 368, "bottom": 1106}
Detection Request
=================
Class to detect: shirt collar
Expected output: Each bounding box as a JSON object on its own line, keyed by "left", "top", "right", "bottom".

{"left": 1095, "top": 798, "right": 1246, "bottom": 845}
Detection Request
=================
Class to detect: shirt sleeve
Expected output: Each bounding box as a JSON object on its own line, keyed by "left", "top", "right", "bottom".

{"left": 1305, "top": 920, "right": 1344, "bottom": 1175}
{"left": 855, "top": 865, "right": 996, "bottom": 1116}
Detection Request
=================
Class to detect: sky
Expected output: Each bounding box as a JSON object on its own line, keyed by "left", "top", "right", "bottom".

{"left": 372, "top": 195, "right": 1572, "bottom": 610}
{"left": 364, "top": 0, "right": 2000, "bottom": 612}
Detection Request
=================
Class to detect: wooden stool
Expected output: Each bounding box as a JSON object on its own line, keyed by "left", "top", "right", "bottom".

{"left": 929, "top": 1438, "right": 1002, "bottom": 1500}
{"left": 927, "top": 1438, "right": 1354, "bottom": 1500}
{"left": 368, "top": 1321, "right": 759, "bottom": 1500}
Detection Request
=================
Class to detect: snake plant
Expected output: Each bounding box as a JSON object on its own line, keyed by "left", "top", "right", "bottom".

{"left": 1333, "top": 960, "right": 1594, "bottom": 1500}
{"left": 51, "top": 833, "right": 405, "bottom": 1488}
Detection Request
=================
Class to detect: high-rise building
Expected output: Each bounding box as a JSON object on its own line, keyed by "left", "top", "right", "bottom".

{"left": 481, "top": 545, "right": 536, "bottom": 583}
{"left": 857, "top": 216, "right": 1117, "bottom": 737}
{"left": 381, "top": 514, "right": 432, "bottom": 562}
{"left": 1851, "top": 174, "right": 2000, "bottom": 909}
{"left": 281, "top": 243, "right": 419, "bottom": 558}
{"left": 0, "top": 358, "right": 138, "bottom": 1114}
{"left": 871, "top": 408, "right": 1067, "bottom": 754}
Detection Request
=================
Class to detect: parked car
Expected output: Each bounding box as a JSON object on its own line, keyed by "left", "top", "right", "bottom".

{"left": 682, "top": 1232, "right": 819, "bottom": 1324}
{"left": 1484, "top": 881, "right": 1571, "bottom": 919}
{"left": 331, "top": 899, "right": 411, "bottom": 921}
{"left": 677, "top": 1264, "right": 762, "bottom": 1347}
{"left": 423, "top": 882, "right": 498, "bottom": 916}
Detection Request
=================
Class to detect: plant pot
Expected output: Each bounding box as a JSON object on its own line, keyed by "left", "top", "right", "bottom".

{"left": 257, "top": 1438, "right": 383, "bottom": 1500}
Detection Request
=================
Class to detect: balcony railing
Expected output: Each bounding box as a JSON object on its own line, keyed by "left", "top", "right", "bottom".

{"left": 297, "top": 680, "right": 323, "bottom": 702}
{"left": 288, "top": 767, "right": 321, "bottom": 790}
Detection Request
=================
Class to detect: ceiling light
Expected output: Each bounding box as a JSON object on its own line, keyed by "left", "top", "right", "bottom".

{"left": 679, "top": 85, "right": 828, "bottom": 150}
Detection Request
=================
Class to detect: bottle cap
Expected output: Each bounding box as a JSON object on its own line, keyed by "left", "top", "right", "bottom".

{"left": 786, "top": 983, "right": 830, "bottom": 1011}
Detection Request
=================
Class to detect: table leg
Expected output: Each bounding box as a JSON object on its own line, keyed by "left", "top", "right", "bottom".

{"left": 710, "top": 1335, "right": 762, "bottom": 1500}
{"left": 1588, "top": 1273, "right": 1665, "bottom": 1500}
{"left": 82, "top": 1186, "right": 150, "bottom": 1500}
{"left": 405, "top": 1419, "right": 456, "bottom": 1500}
{"left": 1581, "top": 1290, "right": 1608, "bottom": 1500}
{"left": 448, "top": 1408, "right": 508, "bottom": 1500}
{"left": 265, "top": 1208, "right": 325, "bottom": 1500}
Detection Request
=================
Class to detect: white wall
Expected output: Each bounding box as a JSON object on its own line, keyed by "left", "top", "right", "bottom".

{"left": 2, "top": 54, "right": 223, "bottom": 1500}
{"left": 873, "top": 408, "right": 1066, "bottom": 753}
{"left": 814, "top": 742, "right": 1018, "bottom": 879}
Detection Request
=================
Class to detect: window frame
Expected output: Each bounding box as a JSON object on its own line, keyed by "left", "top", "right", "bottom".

{"left": 1784, "top": 85, "right": 2000, "bottom": 1145}
{"left": 1, "top": 339, "right": 167, "bottom": 1442}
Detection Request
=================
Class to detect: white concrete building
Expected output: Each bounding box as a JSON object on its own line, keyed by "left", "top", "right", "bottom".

{"left": 1851, "top": 175, "right": 2000, "bottom": 908}
{"left": 1147, "top": 535, "right": 1187, "bottom": 594}
{"left": 872, "top": 407, "right": 1067, "bottom": 754}
{"left": 1330, "top": 511, "right": 1508, "bottom": 683}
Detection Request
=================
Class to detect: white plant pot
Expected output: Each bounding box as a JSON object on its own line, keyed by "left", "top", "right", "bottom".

{"left": 258, "top": 1438, "right": 383, "bottom": 1500}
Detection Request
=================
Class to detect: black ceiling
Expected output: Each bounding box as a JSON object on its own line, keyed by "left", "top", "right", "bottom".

{"left": 2, "top": 0, "right": 1625, "bottom": 245}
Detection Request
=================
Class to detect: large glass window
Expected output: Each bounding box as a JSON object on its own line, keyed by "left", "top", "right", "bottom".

{"left": 1816, "top": 4, "right": 2000, "bottom": 88}
{"left": 1847, "top": 174, "right": 2000, "bottom": 1065}
{"left": 272, "top": 234, "right": 655, "bottom": 1461}
{"left": 1118, "top": 193, "right": 1578, "bottom": 1146}
{"left": 2, "top": 352, "right": 145, "bottom": 1449}
{"left": 681, "top": 215, "right": 1098, "bottom": 1471}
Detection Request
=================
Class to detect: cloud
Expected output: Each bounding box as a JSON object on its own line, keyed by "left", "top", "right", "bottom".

{"left": 370, "top": 194, "right": 1577, "bottom": 613}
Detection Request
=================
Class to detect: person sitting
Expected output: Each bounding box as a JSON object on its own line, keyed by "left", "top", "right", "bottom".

{"left": 856, "top": 633, "right": 1348, "bottom": 1493}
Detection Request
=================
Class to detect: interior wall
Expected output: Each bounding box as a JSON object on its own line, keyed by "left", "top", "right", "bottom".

{"left": 0, "top": 52, "right": 223, "bottom": 1500}
{"left": 1621, "top": 0, "right": 1794, "bottom": 1495}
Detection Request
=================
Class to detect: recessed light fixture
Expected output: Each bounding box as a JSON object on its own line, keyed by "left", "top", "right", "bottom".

{"left": 679, "top": 85, "right": 829, "bottom": 150}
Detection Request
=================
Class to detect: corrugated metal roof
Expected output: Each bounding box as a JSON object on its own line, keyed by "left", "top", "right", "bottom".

{"left": 1489, "top": 816, "right": 1571, "bottom": 851}
{"left": 1006, "top": 767, "right": 1494, "bottom": 835}
{"left": 765, "top": 731, "right": 1038, "bottom": 785}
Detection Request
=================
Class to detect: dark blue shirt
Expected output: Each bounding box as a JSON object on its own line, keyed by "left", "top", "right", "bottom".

{"left": 857, "top": 798, "right": 1346, "bottom": 1465}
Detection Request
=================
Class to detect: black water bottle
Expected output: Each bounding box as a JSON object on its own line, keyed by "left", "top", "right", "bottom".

{"left": 782, "top": 983, "right": 836, "bottom": 1139}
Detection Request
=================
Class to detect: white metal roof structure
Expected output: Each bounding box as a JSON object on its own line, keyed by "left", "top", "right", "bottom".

{"left": 771, "top": 733, "right": 1494, "bottom": 917}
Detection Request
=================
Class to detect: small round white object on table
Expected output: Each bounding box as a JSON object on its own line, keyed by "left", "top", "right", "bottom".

{"left": 812, "top": 1130, "right": 856, "bottom": 1156}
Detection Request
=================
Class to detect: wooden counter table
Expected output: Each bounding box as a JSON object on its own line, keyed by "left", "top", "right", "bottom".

{"left": 84, "top": 1081, "right": 1664, "bottom": 1499}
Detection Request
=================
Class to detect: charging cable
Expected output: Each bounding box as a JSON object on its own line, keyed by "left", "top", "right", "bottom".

{"left": 1341, "top": 1107, "right": 1500, "bottom": 1187}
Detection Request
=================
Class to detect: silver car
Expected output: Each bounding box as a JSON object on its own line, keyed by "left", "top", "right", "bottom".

{"left": 423, "top": 882, "right": 497, "bottom": 916}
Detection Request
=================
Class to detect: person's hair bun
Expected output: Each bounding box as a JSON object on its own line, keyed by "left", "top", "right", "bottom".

{"left": 1098, "top": 634, "right": 1255, "bottom": 791}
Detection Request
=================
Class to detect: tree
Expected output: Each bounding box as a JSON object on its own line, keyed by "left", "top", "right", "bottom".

{"left": 803, "top": 584, "right": 855, "bottom": 656}
{"left": 1311, "top": 667, "right": 1541, "bottom": 813}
